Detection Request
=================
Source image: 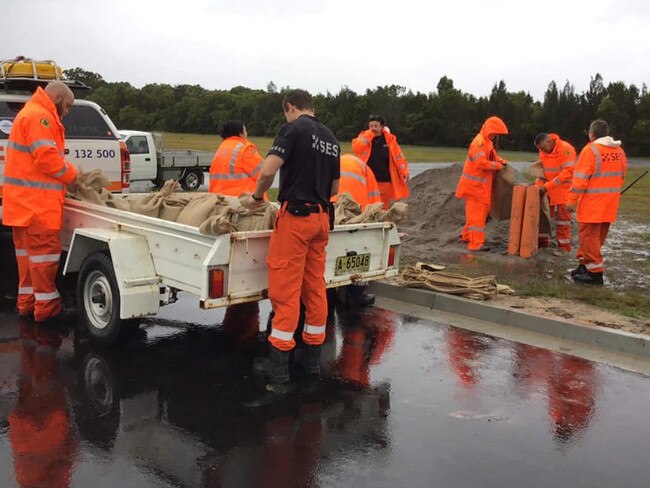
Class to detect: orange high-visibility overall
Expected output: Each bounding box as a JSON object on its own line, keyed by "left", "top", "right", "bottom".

{"left": 455, "top": 116, "right": 508, "bottom": 250}
{"left": 352, "top": 128, "right": 409, "bottom": 208}
{"left": 535, "top": 134, "right": 576, "bottom": 250}
{"left": 334, "top": 153, "right": 382, "bottom": 209}
{"left": 2, "top": 87, "right": 78, "bottom": 321}
{"left": 568, "top": 138, "right": 627, "bottom": 273}
{"left": 209, "top": 136, "right": 264, "bottom": 196}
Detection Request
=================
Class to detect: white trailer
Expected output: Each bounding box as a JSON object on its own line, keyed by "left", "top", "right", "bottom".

{"left": 61, "top": 197, "right": 401, "bottom": 345}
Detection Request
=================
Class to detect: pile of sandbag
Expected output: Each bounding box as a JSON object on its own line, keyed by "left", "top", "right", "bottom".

{"left": 398, "top": 262, "right": 515, "bottom": 300}
{"left": 334, "top": 192, "right": 408, "bottom": 225}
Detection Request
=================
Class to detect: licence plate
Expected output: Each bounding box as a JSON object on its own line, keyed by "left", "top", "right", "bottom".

{"left": 335, "top": 253, "right": 371, "bottom": 275}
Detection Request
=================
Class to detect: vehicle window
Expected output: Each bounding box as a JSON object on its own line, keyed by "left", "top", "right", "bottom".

{"left": 0, "top": 101, "right": 26, "bottom": 139}
{"left": 63, "top": 105, "right": 117, "bottom": 139}
{"left": 126, "top": 135, "right": 149, "bottom": 155}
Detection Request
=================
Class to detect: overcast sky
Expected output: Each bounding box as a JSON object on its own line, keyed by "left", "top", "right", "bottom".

{"left": 5, "top": 0, "right": 650, "bottom": 100}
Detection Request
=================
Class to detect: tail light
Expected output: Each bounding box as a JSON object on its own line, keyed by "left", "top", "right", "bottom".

{"left": 388, "top": 245, "right": 398, "bottom": 267}
{"left": 119, "top": 140, "right": 131, "bottom": 190}
{"left": 209, "top": 268, "right": 225, "bottom": 299}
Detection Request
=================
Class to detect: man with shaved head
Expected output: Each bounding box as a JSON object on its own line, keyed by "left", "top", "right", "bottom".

{"left": 2, "top": 81, "right": 79, "bottom": 325}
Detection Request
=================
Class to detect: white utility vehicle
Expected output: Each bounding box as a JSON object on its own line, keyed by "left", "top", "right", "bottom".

{"left": 0, "top": 58, "right": 130, "bottom": 220}
{"left": 120, "top": 130, "right": 212, "bottom": 191}
{"left": 62, "top": 197, "right": 400, "bottom": 345}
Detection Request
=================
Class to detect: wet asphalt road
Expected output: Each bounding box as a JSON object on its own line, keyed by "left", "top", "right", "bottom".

{"left": 2, "top": 232, "right": 650, "bottom": 487}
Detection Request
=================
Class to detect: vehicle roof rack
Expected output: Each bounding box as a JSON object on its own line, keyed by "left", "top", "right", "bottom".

{"left": 1, "top": 57, "right": 91, "bottom": 93}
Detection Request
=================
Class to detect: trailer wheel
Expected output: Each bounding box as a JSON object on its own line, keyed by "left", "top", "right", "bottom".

{"left": 77, "top": 252, "right": 140, "bottom": 346}
{"left": 180, "top": 169, "right": 204, "bottom": 191}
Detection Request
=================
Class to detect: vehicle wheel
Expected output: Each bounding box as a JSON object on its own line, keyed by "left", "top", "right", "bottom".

{"left": 180, "top": 169, "right": 204, "bottom": 191}
{"left": 77, "top": 252, "right": 140, "bottom": 346}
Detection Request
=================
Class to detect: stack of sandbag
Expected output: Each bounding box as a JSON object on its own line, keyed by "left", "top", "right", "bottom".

{"left": 68, "top": 169, "right": 131, "bottom": 211}
{"left": 398, "top": 262, "right": 515, "bottom": 300}
{"left": 490, "top": 165, "right": 517, "bottom": 221}
{"left": 334, "top": 192, "right": 408, "bottom": 225}
{"left": 129, "top": 180, "right": 180, "bottom": 218}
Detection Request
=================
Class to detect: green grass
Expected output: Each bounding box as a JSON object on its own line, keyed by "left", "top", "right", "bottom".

{"left": 619, "top": 167, "right": 650, "bottom": 223}
{"left": 161, "top": 132, "right": 538, "bottom": 163}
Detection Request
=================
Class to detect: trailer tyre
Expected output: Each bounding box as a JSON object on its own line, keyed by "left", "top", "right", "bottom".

{"left": 77, "top": 252, "right": 140, "bottom": 346}
{"left": 180, "top": 169, "right": 204, "bottom": 191}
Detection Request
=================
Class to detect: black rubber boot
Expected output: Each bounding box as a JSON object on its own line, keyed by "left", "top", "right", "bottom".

{"left": 346, "top": 284, "right": 376, "bottom": 307}
{"left": 253, "top": 346, "right": 293, "bottom": 392}
{"left": 570, "top": 264, "right": 587, "bottom": 277}
{"left": 573, "top": 271, "right": 604, "bottom": 285}
{"left": 294, "top": 344, "right": 321, "bottom": 377}
{"left": 36, "top": 308, "right": 77, "bottom": 336}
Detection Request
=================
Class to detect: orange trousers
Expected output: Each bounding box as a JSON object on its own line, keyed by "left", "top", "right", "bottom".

{"left": 267, "top": 207, "right": 329, "bottom": 351}
{"left": 460, "top": 198, "right": 490, "bottom": 250}
{"left": 12, "top": 225, "right": 62, "bottom": 321}
{"left": 539, "top": 204, "right": 572, "bottom": 251}
{"left": 377, "top": 182, "right": 393, "bottom": 210}
{"left": 576, "top": 222, "right": 610, "bottom": 273}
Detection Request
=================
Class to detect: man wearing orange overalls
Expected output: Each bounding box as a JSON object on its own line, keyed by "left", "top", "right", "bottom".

{"left": 567, "top": 119, "right": 627, "bottom": 285}
{"left": 2, "top": 82, "right": 79, "bottom": 325}
{"left": 242, "top": 89, "right": 340, "bottom": 390}
{"left": 455, "top": 116, "right": 509, "bottom": 251}
{"left": 533, "top": 133, "right": 577, "bottom": 255}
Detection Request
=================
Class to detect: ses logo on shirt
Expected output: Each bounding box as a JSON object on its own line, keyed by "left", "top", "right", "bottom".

{"left": 311, "top": 134, "right": 339, "bottom": 157}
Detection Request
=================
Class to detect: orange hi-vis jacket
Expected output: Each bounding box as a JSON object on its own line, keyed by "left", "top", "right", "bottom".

{"left": 455, "top": 116, "right": 508, "bottom": 205}
{"left": 351, "top": 128, "right": 409, "bottom": 200}
{"left": 334, "top": 154, "right": 382, "bottom": 209}
{"left": 568, "top": 137, "right": 627, "bottom": 223}
{"left": 209, "top": 136, "right": 264, "bottom": 196}
{"left": 2, "top": 87, "right": 78, "bottom": 230}
{"left": 536, "top": 134, "right": 577, "bottom": 206}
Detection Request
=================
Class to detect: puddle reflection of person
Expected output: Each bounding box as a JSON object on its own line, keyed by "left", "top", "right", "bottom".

{"left": 446, "top": 327, "right": 491, "bottom": 389}
{"left": 221, "top": 302, "right": 261, "bottom": 346}
{"left": 512, "top": 343, "right": 554, "bottom": 397}
{"left": 548, "top": 355, "right": 596, "bottom": 445}
{"left": 9, "top": 320, "right": 76, "bottom": 488}
{"left": 331, "top": 307, "right": 396, "bottom": 388}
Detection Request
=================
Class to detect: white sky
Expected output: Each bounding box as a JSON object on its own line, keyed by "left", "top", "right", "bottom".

{"left": 5, "top": 0, "right": 650, "bottom": 100}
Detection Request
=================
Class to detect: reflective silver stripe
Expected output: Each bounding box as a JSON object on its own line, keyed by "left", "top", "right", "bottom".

{"left": 468, "top": 152, "right": 486, "bottom": 162}
{"left": 3, "top": 176, "right": 64, "bottom": 191}
{"left": 15, "top": 248, "right": 28, "bottom": 257}
{"left": 586, "top": 262, "right": 603, "bottom": 270}
{"left": 341, "top": 171, "right": 366, "bottom": 185}
{"left": 7, "top": 141, "right": 30, "bottom": 152}
{"left": 561, "top": 160, "right": 575, "bottom": 169}
{"left": 30, "top": 139, "right": 57, "bottom": 151}
{"left": 557, "top": 239, "right": 571, "bottom": 244}
{"left": 270, "top": 328, "right": 294, "bottom": 341}
{"left": 589, "top": 144, "right": 602, "bottom": 175}
{"left": 569, "top": 187, "right": 586, "bottom": 194}
{"left": 210, "top": 173, "right": 250, "bottom": 180}
{"left": 556, "top": 221, "right": 571, "bottom": 225}
{"left": 34, "top": 290, "right": 60, "bottom": 301}
{"left": 545, "top": 168, "right": 561, "bottom": 173}
{"left": 250, "top": 161, "right": 265, "bottom": 177}
{"left": 53, "top": 162, "right": 68, "bottom": 178}
{"left": 574, "top": 171, "right": 590, "bottom": 179}
{"left": 360, "top": 136, "right": 370, "bottom": 146}
{"left": 304, "top": 324, "right": 326, "bottom": 335}
{"left": 18, "top": 286, "right": 34, "bottom": 294}
{"left": 596, "top": 171, "right": 623, "bottom": 178}
{"left": 583, "top": 187, "right": 621, "bottom": 194}
{"left": 229, "top": 143, "right": 244, "bottom": 174}
{"left": 29, "top": 253, "right": 61, "bottom": 263}
{"left": 490, "top": 162, "right": 498, "bottom": 170}
{"left": 395, "top": 153, "right": 405, "bottom": 161}
{"left": 462, "top": 173, "right": 487, "bottom": 183}
{"left": 368, "top": 190, "right": 381, "bottom": 197}
{"left": 468, "top": 226, "right": 484, "bottom": 232}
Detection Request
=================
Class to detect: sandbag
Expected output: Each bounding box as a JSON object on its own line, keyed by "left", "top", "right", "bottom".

{"left": 334, "top": 193, "right": 362, "bottom": 224}
{"left": 129, "top": 179, "right": 179, "bottom": 218}
{"left": 539, "top": 192, "right": 552, "bottom": 237}
{"left": 71, "top": 169, "right": 112, "bottom": 205}
{"left": 490, "top": 166, "right": 516, "bottom": 221}
{"left": 176, "top": 193, "right": 224, "bottom": 226}
{"left": 528, "top": 161, "right": 545, "bottom": 178}
{"left": 159, "top": 194, "right": 193, "bottom": 222}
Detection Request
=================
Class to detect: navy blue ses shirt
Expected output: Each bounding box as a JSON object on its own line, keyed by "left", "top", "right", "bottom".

{"left": 268, "top": 114, "right": 341, "bottom": 206}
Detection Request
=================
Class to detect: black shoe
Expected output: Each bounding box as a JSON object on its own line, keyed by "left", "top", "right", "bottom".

{"left": 293, "top": 344, "right": 321, "bottom": 377}
{"left": 346, "top": 284, "right": 376, "bottom": 307}
{"left": 573, "top": 271, "right": 604, "bottom": 285}
{"left": 18, "top": 310, "right": 34, "bottom": 321}
{"left": 253, "top": 346, "right": 293, "bottom": 392}
{"left": 570, "top": 264, "right": 587, "bottom": 277}
{"left": 469, "top": 246, "right": 491, "bottom": 252}
{"left": 36, "top": 308, "right": 77, "bottom": 327}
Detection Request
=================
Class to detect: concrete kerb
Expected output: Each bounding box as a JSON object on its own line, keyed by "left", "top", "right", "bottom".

{"left": 369, "top": 280, "right": 650, "bottom": 360}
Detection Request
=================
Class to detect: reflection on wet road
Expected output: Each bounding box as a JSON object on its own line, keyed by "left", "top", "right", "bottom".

{"left": 1, "top": 234, "right": 650, "bottom": 487}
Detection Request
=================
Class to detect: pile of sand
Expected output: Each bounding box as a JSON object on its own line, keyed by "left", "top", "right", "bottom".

{"left": 399, "top": 164, "right": 523, "bottom": 257}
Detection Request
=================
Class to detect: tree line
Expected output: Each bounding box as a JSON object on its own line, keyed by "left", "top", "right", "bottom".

{"left": 65, "top": 68, "right": 650, "bottom": 156}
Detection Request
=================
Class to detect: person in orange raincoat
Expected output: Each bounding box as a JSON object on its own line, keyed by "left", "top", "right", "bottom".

{"left": 351, "top": 115, "right": 409, "bottom": 209}
{"left": 2, "top": 82, "right": 79, "bottom": 325}
{"left": 455, "top": 116, "right": 509, "bottom": 251}
{"left": 209, "top": 119, "right": 264, "bottom": 197}
{"left": 533, "top": 133, "right": 577, "bottom": 255}
{"left": 567, "top": 120, "right": 627, "bottom": 285}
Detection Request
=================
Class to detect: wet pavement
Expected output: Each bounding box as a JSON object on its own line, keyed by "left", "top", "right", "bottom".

{"left": 2, "top": 232, "right": 650, "bottom": 487}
